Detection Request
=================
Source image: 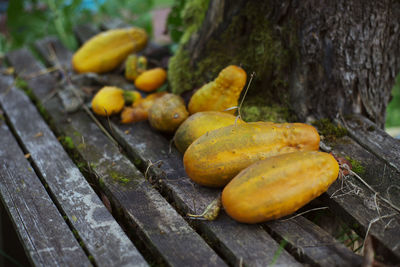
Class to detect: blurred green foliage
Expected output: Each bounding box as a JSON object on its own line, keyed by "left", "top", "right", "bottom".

{"left": 386, "top": 75, "right": 400, "bottom": 128}
{"left": 166, "top": 0, "right": 186, "bottom": 44}
{"left": 3, "top": 0, "right": 174, "bottom": 52}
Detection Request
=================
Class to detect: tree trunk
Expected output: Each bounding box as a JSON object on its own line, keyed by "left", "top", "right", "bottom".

{"left": 168, "top": 0, "right": 400, "bottom": 128}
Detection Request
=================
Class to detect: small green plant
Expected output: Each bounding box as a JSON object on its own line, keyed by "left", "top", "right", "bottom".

{"left": 62, "top": 136, "right": 75, "bottom": 149}
{"left": 269, "top": 239, "right": 288, "bottom": 266}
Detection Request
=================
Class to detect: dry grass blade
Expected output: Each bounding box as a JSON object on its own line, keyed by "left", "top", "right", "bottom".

{"left": 187, "top": 194, "right": 222, "bottom": 221}
{"left": 344, "top": 166, "right": 400, "bottom": 214}
{"left": 237, "top": 71, "right": 255, "bottom": 120}
{"left": 278, "top": 207, "right": 329, "bottom": 222}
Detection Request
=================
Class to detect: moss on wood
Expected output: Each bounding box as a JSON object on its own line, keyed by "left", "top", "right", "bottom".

{"left": 108, "top": 169, "right": 131, "bottom": 185}
{"left": 345, "top": 156, "right": 366, "bottom": 175}
{"left": 312, "top": 118, "right": 348, "bottom": 142}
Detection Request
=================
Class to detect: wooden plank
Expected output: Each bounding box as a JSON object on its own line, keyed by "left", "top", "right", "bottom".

{"left": 0, "top": 67, "right": 147, "bottom": 266}
{"left": 31, "top": 38, "right": 228, "bottom": 267}
{"left": 108, "top": 119, "right": 368, "bottom": 266}
{"left": 265, "top": 216, "right": 363, "bottom": 266}
{"left": 35, "top": 37, "right": 73, "bottom": 70}
{"left": 319, "top": 135, "right": 400, "bottom": 260}
{"left": 0, "top": 118, "right": 90, "bottom": 266}
{"left": 344, "top": 114, "right": 400, "bottom": 173}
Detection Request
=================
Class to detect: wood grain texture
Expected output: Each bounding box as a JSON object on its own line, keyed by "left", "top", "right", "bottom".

{"left": 35, "top": 37, "right": 73, "bottom": 70}
{"left": 110, "top": 119, "right": 372, "bottom": 266}
{"left": 106, "top": 120, "right": 303, "bottom": 266}
{"left": 0, "top": 121, "right": 90, "bottom": 267}
{"left": 319, "top": 135, "right": 400, "bottom": 260}
{"left": 344, "top": 114, "right": 400, "bottom": 173}
{"left": 37, "top": 54, "right": 226, "bottom": 267}
{"left": 266, "top": 216, "right": 363, "bottom": 266}
{"left": 30, "top": 38, "right": 227, "bottom": 267}
{"left": 0, "top": 71, "right": 147, "bottom": 267}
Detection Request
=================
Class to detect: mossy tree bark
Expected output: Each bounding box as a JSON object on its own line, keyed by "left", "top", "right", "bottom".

{"left": 168, "top": 0, "right": 400, "bottom": 127}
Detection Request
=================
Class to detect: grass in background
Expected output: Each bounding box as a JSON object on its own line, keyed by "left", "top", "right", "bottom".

{"left": 3, "top": 0, "right": 174, "bottom": 52}
{"left": 386, "top": 75, "right": 400, "bottom": 128}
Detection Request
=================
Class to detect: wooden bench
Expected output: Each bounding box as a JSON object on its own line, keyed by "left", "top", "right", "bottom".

{"left": 0, "top": 23, "right": 399, "bottom": 266}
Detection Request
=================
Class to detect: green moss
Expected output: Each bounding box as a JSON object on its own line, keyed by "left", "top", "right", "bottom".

{"left": 241, "top": 96, "right": 294, "bottom": 122}
{"left": 168, "top": 1, "right": 298, "bottom": 120}
{"left": 88, "top": 255, "right": 95, "bottom": 263}
{"left": 108, "top": 170, "right": 130, "bottom": 185}
{"left": 15, "top": 76, "right": 35, "bottom": 100}
{"left": 77, "top": 162, "right": 86, "bottom": 171}
{"left": 62, "top": 136, "right": 75, "bottom": 149}
{"left": 37, "top": 104, "right": 50, "bottom": 121}
{"left": 312, "top": 118, "right": 348, "bottom": 142}
{"left": 345, "top": 156, "right": 365, "bottom": 175}
{"left": 98, "top": 178, "right": 105, "bottom": 189}
{"left": 77, "top": 142, "right": 87, "bottom": 150}
{"left": 133, "top": 158, "right": 142, "bottom": 167}
{"left": 72, "top": 229, "right": 79, "bottom": 238}
{"left": 180, "top": 0, "right": 211, "bottom": 44}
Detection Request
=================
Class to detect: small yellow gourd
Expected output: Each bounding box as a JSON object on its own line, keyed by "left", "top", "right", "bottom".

{"left": 91, "top": 87, "right": 140, "bottom": 116}
{"left": 148, "top": 93, "right": 189, "bottom": 133}
{"left": 72, "top": 27, "right": 148, "bottom": 73}
{"left": 120, "top": 92, "right": 166, "bottom": 123}
{"left": 134, "top": 68, "right": 167, "bottom": 92}
{"left": 222, "top": 151, "right": 339, "bottom": 223}
{"left": 125, "top": 54, "right": 147, "bottom": 81}
{"left": 92, "top": 86, "right": 124, "bottom": 116}
{"left": 188, "top": 65, "right": 247, "bottom": 114}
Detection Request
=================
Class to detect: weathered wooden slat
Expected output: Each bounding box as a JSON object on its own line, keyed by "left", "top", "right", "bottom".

{"left": 265, "top": 216, "right": 363, "bottom": 266}
{"left": 319, "top": 135, "right": 400, "bottom": 260}
{"left": 7, "top": 48, "right": 57, "bottom": 100}
{"left": 31, "top": 38, "right": 228, "bottom": 267}
{"left": 344, "top": 114, "right": 400, "bottom": 173}
{"left": 0, "top": 118, "right": 90, "bottom": 266}
{"left": 116, "top": 125, "right": 291, "bottom": 267}
{"left": 0, "top": 65, "right": 147, "bottom": 266}
{"left": 35, "top": 37, "right": 73, "bottom": 70}
{"left": 108, "top": 119, "right": 367, "bottom": 266}
{"left": 36, "top": 37, "right": 300, "bottom": 267}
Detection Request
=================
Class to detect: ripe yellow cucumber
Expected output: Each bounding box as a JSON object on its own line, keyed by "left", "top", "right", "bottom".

{"left": 72, "top": 27, "right": 148, "bottom": 73}
{"left": 174, "top": 111, "right": 244, "bottom": 153}
{"left": 183, "top": 122, "right": 320, "bottom": 187}
{"left": 222, "top": 151, "right": 339, "bottom": 223}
